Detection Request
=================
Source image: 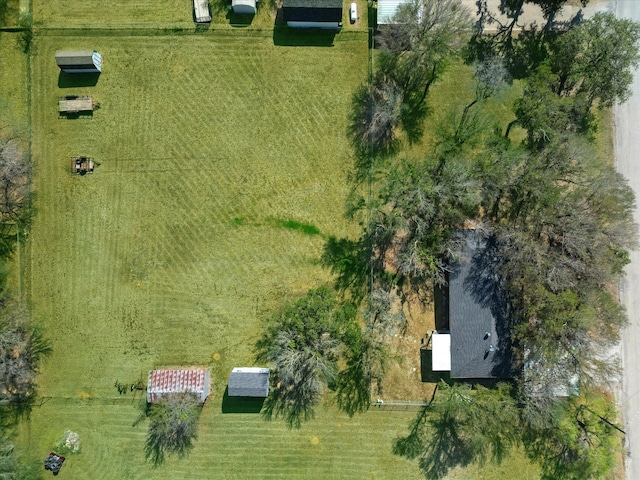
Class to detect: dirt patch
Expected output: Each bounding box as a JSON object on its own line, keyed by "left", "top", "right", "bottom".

{"left": 376, "top": 292, "right": 438, "bottom": 402}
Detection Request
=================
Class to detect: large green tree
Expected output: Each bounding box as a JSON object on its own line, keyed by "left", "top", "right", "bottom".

{"left": 364, "top": 152, "right": 479, "bottom": 293}
{"left": 335, "top": 288, "right": 405, "bottom": 416}
{"left": 393, "top": 382, "right": 520, "bottom": 479}
{"left": 256, "top": 287, "right": 357, "bottom": 427}
{"left": 0, "top": 437, "right": 42, "bottom": 480}
{"left": 523, "top": 394, "right": 623, "bottom": 480}
{"left": 376, "top": 0, "right": 471, "bottom": 141}
{"left": 145, "top": 392, "right": 201, "bottom": 465}
{"left": 377, "top": 0, "right": 471, "bottom": 102}
{"left": 551, "top": 12, "right": 640, "bottom": 108}
{"left": 0, "top": 304, "right": 50, "bottom": 408}
{"left": 0, "top": 139, "right": 30, "bottom": 223}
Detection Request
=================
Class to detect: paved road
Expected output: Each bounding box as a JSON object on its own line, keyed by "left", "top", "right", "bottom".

{"left": 616, "top": 1, "right": 640, "bottom": 479}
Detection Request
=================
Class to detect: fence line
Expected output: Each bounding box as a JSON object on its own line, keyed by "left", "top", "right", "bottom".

{"left": 370, "top": 401, "right": 428, "bottom": 412}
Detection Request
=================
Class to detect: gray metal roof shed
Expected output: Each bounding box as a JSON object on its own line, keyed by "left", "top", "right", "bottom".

{"left": 232, "top": 0, "right": 257, "bottom": 15}
{"left": 55, "top": 50, "right": 102, "bottom": 73}
{"left": 228, "top": 367, "right": 270, "bottom": 397}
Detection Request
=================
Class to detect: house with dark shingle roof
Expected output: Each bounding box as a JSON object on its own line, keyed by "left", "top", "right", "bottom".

{"left": 432, "top": 229, "right": 514, "bottom": 379}
{"left": 228, "top": 367, "right": 270, "bottom": 397}
{"left": 282, "top": 0, "right": 343, "bottom": 29}
{"left": 55, "top": 50, "right": 102, "bottom": 73}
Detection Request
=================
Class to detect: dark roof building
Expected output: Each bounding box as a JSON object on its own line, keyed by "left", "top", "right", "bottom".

{"left": 147, "top": 368, "right": 211, "bottom": 403}
{"left": 55, "top": 51, "right": 102, "bottom": 74}
{"left": 282, "top": 0, "right": 343, "bottom": 29}
{"left": 434, "top": 229, "right": 513, "bottom": 379}
{"left": 228, "top": 367, "right": 270, "bottom": 397}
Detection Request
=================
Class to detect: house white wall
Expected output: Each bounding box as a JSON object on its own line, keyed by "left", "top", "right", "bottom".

{"left": 287, "top": 21, "right": 341, "bottom": 28}
{"left": 232, "top": 0, "right": 257, "bottom": 14}
{"left": 92, "top": 51, "right": 102, "bottom": 72}
{"left": 377, "top": 0, "right": 410, "bottom": 24}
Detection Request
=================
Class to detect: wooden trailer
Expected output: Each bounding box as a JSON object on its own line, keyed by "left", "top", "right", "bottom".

{"left": 59, "top": 96, "right": 95, "bottom": 114}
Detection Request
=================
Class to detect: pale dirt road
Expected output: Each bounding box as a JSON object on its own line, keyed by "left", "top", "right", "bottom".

{"left": 458, "top": 0, "right": 613, "bottom": 28}
{"left": 616, "top": 1, "right": 640, "bottom": 479}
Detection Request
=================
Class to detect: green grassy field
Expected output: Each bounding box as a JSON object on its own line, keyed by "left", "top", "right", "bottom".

{"left": 0, "top": 0, "right": 21, "bottom": 28}
{"left": 15, "top": 29, "right": 438, "bottom": 479}
{"left": 0, "top": 33, "right": 29, "bottom": 139}
{"left": 32, "top": 0, "right": 369, "bottom": 31}
{"left": 27, "top": 31, "right": 366, "bottom": 397}
{"left": 2, "top": 11, "right": 549, "bottom": 478}
{"left": 33, "top": 0, "right": 192, "bottom": 28}
{"left": 0, "top": 32, "right": 29, "bottom": 292}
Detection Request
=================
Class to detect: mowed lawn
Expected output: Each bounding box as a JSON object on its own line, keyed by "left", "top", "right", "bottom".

{"left": 33, "top": 0, "right": 192, "bottom": 27}
{"left": 32, "top": 0, "right": 364, "bottom": 30}
{"left": 15, "top": 31, "right": 431, "bottom": 479}
{"left": 0, "top": 33, "right": 29, "bottom": 291}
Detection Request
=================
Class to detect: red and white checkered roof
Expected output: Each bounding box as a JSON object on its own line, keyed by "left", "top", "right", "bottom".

{"left": 147, "top": 368, "right": 210, "bottom": 403}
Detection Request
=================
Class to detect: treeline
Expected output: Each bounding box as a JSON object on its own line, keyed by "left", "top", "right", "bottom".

{"left": 256, "top": 0, "right": 640, "bottom": 478}
{"left": 0, "top": 136, "right": 47, "bottom": 477}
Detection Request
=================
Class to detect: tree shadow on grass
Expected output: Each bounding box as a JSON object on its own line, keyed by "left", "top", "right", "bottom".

{"left": 393, "top": 403, "right": 477, "bottom": 480}
{"left": 273, "top": 26, "right": 337, "bottom": 47}
{"left": 321, "top": 236, "right": 371, "bottom": 304}
{"left": 334, "top": 350, "right": 373, "bottom": 417}
{"left": 0, "top": 398, "right": 36, "bottom": 433}
{"left": 226, "top": 10, "right": 254, "bottom": 27}
{"left": 0, "top": 230, "right": 17, "bottom": 265}
{"left": 392, "top": 404, "right": 429, "bottom": 461}
{"left": 57, "top": 73, "right": 100, "bottom": 89}
{"left": 466, "top": 23, "right": 549, "bottom": 81}
{"left": 221, "top": 387, "right": 265, "bottom": 413}
{"left": 346, "top": 82, "right": 401, "bottom": 179}
{"left": 415, "top": 415, "right": 478, "bottom": 479}
{"left": 143, "top": 393, "right": 202, "bottom": 467}
{"left": 261, "top": 385, "right": 317, "bottom": 429}
{"left": 401, "top": 95, "right": 431, "bottom": 146}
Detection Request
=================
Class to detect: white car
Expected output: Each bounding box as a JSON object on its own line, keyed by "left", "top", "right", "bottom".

{"left": 350, "top": 2, "right": 357, "bottom": 24}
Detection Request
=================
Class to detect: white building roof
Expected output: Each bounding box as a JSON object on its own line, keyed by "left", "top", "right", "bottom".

{"left": 377, "top": 0, "right": 410, "bottom": 24}
{"left": 431, "top": 333, "right": 451, "bottom": 371}
{"left": 232, "top": 0, "right": 257, "bottom": 13}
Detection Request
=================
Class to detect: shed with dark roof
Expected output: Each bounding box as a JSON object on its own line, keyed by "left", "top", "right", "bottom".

{"left": 282, "top": 0, "right": 342, "bottom": 29}
{"left": 55, "top": 50, "right": 102, "bottom": 73}
{"left": 228, "top": 367, "right": 270, "bottom": 397}
{"left": 434, "top": 229, "right": 513, "bottom": 379}
{"left": 147, "top": 368, "right": 211, "bottom": 403}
